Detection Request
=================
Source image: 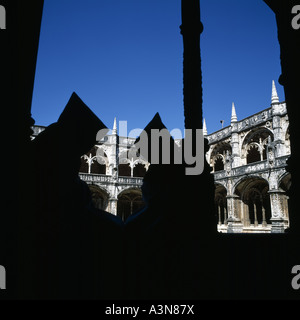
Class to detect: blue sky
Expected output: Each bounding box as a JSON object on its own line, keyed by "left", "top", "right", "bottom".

{"left": 31, "top": 0, "right": 284, "bottom": 137}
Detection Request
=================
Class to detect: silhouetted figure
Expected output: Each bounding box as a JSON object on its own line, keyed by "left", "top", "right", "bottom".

{"left": 30, "top": 93, "right": 124, "bottom": 299}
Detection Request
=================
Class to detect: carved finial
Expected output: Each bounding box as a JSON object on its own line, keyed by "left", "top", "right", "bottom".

{"left": 231, "top": 102, "right": 237, "bottom": 123}
{"left": 271, "top": 80, "right": 279, "bottom": 104}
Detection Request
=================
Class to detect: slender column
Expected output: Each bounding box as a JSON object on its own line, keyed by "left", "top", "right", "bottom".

{"left": 262, "top": 206, "right": 267, "bottom": 227}
{"left": 218, "top": 205, "right": 221, "bottom": 225}
{"left": 224, "top": 207, "right": 228, "bottom": 225}
{"left": 253, "top": 202, "right": 258, "bottom": 227}
{"left": 130, "top": 163, "right": 134, "bottom": 177}
{"left": 244, "top": 202, "right": 250, "bottom": 227}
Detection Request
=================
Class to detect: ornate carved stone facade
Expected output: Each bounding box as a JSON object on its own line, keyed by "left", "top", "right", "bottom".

{"left": 32, "top": 81, "right": 290, "bottom": 233}
{"left": 206, "top": 81, "right": 290, "bottom": 233}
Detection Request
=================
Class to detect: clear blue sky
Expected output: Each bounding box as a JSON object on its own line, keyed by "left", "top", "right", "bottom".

{"left": 31, "top": 0, "right": 284, "bottom": 137}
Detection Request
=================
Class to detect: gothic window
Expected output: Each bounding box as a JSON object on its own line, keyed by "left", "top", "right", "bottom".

{"left": 242, "top": 128, "right": 273, "bottom": 163}
{"left": 214, "top": 155, "right": 224, "bottom": 172}
{"left": 210, "top": 142, "right": 231, "bottom": 171}
{"left": 246, "top": 144, "right": 260, "bottom": 164}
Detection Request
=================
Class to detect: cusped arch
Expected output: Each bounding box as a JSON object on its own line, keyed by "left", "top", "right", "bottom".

{"left": 241, "top": 127, "right": 273, "bottom": 146}
{"left": 241, "top": 127, "right": 274, "bottom": 162}
{"left": 210, "top": 142, "right": 231, "bottom": 171}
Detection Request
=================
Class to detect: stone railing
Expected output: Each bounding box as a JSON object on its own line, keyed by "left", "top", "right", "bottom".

{"left": 213, "top": 155, "right": 289, "bottom": 181}
{"left": 79, "top": 173, "right": 143, "bottom": 186}
{"left": 117, "top": 176, "right": 143, "bottom": 185}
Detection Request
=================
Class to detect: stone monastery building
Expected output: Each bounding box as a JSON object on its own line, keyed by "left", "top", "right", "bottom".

{"left": 32, "top": 81, "right": 291, "bottom": 233}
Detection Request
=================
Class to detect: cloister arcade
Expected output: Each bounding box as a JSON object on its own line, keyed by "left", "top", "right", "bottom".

{"left": 32, "top": 81, "right": 291, "bottom": 232}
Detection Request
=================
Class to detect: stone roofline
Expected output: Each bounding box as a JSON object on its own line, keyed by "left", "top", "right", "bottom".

{"left": 206, "top": 101, "right": 287, "bottom": 145}
{"left": 32, "top": 100, "right": 287, "bottom": 145}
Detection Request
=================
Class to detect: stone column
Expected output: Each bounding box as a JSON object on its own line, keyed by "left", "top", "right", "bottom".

{"left": 262, "top": 206, "right": 267, "bottom": 227}
{"left": 242, "top": 202, "right": 250, "bottom": 227}
{"left": 218, "top": 205, "right": 221, "bottom": 225}
{"left": 108, "top": 197, "right": 118, "bottom": 216}
{"left": 226, "top": 194, "right": 243, "bottom": 233}
{"left": 269, "top": 189, "right": 285, "bottom": 233}
{"left": 253, "top": 202, "right": 258, "bottom": 227}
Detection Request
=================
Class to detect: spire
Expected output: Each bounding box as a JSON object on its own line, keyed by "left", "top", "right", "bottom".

{"left": 231, "top": 102, "right": 237, "bottom": 123}
{"left": 271, "top": 80, "right": 279, "bottom": 104}
{"left": 203, "top": 118, "right": 207, "bottom": 136}
{"left": 112, "top": 117, "right": 117, "bottom": 135}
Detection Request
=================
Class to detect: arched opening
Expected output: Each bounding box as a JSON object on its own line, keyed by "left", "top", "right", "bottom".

{"left": 117, "top": 189, "right": 145, "bottom": 222}
{"left": 235, "top": 177, "right": 271, "bottom": 229}
{"left": 118, "top": 163, "right": 131, "bottom": 177}
{"left": 210, "top": 142, "right": 232, "bottom": 172}
{"left": 133, "top": 163, "right": 146, "bottom": 177}
{"left": 79, "top": 146, "right": 108, "bottom": 174}
{"left": 92, "top": 148, "right": 108, "bottom": 174}
{"left": 91, "top": 161, "right": 106, "bottom": 174}
{"left": 214, "top": 155, "right": 224, "bottom": 172}
{"left": 246, "top": 144, "right": 261, "bottom": 164}
{"left": 242, "top": 128, "right": 273, "bottom": 164}
{"left": 88, "top": 185, "right": 109, "bottom": 211}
